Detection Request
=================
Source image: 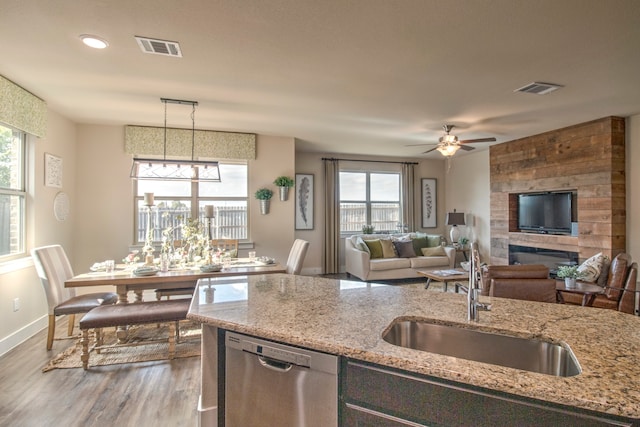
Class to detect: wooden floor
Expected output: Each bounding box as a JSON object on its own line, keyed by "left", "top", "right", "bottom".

{"left": 0, "top": 316, "right": 200, "bottom": 427}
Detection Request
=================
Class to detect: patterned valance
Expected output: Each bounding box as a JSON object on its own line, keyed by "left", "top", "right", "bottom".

{"left": 124, "top": 125, "right": 256, "bottom": 160}
{"left": 0, "top": 75, "right": 47, "bottom": 138}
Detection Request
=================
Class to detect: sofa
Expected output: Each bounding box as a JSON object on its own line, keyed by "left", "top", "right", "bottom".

{"left": 345, "top": 233, "right": 455, "bottom": 281}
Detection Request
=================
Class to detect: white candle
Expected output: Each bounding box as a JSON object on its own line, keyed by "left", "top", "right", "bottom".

{"left": 144, "top": 192, "right": 154, "bottom": 206}
{"left": 205, "top": 205, "right": 214, "bottom": 218}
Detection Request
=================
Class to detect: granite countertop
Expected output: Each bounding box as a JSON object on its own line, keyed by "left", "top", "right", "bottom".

{"left": 187, "top": 273, "right": 640, "bottom": 419}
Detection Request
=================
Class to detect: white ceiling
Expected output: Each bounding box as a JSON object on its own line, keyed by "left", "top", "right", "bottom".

{"left": 2, "top": 0, "right": 640, "bottom": 158}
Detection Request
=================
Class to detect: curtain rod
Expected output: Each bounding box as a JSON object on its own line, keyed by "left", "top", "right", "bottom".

{"left": 322, "top": 157, "right": 418, "bottom": 165}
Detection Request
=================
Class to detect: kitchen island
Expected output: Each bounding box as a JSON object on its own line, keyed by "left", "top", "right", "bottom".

{"left": 188, "top": 274, "right": 640, "bottom": 426}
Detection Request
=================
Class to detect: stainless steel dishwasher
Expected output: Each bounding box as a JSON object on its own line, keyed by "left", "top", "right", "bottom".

{"left": 225, "top": 331, "right": 338, "bottom": 427}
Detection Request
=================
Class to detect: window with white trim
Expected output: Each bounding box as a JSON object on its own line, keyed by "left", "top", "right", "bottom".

{"left": 0, "top": 124, "right": 26, "bottom": 258}
{"left": 134, "top": 161, "right": 248, "bottom": 244}
{"left": 339, "top": 171, "right": 401, "bottom": 233}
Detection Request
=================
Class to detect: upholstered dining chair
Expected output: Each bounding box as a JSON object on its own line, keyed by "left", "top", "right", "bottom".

{"left": 32, "top": 245, "right": 118, "bottom": 350}
{"left": 285, "top": 239, "right": 309, "bottom": 275}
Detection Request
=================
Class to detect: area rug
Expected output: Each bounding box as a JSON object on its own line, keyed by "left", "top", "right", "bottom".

{"left": 42, "top": 321, "right": 201, "bottom": 372}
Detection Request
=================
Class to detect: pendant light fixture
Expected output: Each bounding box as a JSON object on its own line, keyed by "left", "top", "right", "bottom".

{"left": 130, "top": 98, "right": 221, "bottom": 182}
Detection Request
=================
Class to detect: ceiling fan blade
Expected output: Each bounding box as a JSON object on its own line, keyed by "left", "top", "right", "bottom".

{"left": 405, "top": 143, "right": 437, "bottom": 147}
{"left": 458, "top": 145, "right": 476, "bottom": 151}
{"left": 422, "top": 147, "right": 439, "bottom": 154}
{"left": 459, "top": 137, "right": 497, "bottom": 144}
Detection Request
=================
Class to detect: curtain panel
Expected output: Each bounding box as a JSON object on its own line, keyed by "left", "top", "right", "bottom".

{"left": 323, "top": 158, "right": 340, "bottom": 274}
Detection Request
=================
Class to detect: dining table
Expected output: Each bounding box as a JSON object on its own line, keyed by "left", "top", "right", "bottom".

{"left": 65, "top": 259, "right": 286, "bottom": 304}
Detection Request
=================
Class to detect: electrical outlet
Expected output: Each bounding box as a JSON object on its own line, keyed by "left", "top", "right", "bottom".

{"left": 13, "top": 298, "right": 20, "bottom": 312}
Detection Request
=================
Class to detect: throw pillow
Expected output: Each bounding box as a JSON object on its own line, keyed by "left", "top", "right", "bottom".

{"left": 412, "top": 237, "right": 429, "bottom": 255}
{"left": 597, "top": 255, "right": 611, "bottom": 287}
{"left": 364, "top": 239, "right": 383, "bottom": 259}
{"left": 379, "top": 239, "right": 397, "bottom": 258}
{"left": 426, "top": 235, "right": 442, "bottom": 248}
{"left": 393, "top": 240, "right": 416, "bottom": 258}
{"left": 354, "top": 236, "right": 370, "bottom": 254}
{"left": 577, "top": 252, "right": 606, "bottom": 283}
{"left": 421, "top": 246, "right": 446, "bottom": 257}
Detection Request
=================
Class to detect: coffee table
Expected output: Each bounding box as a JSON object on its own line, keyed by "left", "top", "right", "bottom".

{"left": 556, "top": 280, "right": 605, "bottom": 306}
{"left": 418, "top": 269, "right": 469, "bottom": 292}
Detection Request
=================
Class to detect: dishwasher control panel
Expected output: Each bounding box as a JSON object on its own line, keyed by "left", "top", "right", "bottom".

{"left": 226, "top": 332, "right": 316, "bottom": 368}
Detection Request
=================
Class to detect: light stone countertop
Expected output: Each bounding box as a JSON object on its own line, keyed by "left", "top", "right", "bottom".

{"left": 187, "top": 273, "right": 640, "bottom": 420}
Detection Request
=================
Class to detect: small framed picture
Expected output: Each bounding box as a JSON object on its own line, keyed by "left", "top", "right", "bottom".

{"left": 421, "top": 178, "right": 437, "bottom": 228}
{"left": 45, "top": 153, "right": 63, "bottom": 188}
{"left": 295, "top": 174, "right": 314, "bottom": 230}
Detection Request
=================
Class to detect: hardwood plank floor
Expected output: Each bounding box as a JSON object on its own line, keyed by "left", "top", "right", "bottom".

{"left": 0, "top": 317, "right": 200, "bottom": 427}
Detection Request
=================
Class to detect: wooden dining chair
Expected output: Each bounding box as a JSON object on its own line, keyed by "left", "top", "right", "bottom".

{"left": 31, "top": 245, "right": 118, "bottom": 350}
{"left": 210, "top": 239, "right": 239, "bottom": 257}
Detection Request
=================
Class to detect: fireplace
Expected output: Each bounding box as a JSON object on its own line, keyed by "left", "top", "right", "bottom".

{"left": 509, "top": 245, "right": 579, "bottom": 275}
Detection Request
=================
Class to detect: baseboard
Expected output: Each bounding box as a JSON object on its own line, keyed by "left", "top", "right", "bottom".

{"left": 0, "top": 315, "right": 47, "bottom": 357}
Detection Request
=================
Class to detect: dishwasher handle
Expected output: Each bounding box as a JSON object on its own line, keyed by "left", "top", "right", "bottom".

{"left": 258, "top": 355, "right": 294, "bottom": 372}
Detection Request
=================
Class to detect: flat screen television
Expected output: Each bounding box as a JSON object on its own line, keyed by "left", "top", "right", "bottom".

{"left": 518, "top": 192, "right": 573, "bottom": 234}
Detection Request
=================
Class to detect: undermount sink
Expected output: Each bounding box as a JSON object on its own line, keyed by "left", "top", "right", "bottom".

{"left": 382, "top": 320, "right": 581, "bottom": 377}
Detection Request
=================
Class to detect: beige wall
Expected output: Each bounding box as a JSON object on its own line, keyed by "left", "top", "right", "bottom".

{"left": 444, "top": 151, "right": 491, "bottom": 262}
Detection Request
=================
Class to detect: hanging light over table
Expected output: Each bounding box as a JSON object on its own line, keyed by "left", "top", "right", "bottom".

{"left": 130, "top": 98, "right": 221, "bottom": 182}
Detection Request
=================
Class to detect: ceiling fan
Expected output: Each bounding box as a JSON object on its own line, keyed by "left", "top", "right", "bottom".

{"left": 409, "top": 125, "right": 496, "bottom": 157}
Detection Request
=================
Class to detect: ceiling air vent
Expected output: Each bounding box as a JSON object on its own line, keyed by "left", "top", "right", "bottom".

{"left": 135, "top": 36, "right": 182, "bottom": 57}
{"left": 514, "top": 82, "right": 563, "bottom": 95}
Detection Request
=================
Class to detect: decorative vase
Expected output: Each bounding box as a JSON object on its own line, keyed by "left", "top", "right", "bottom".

{"left": 260, "top": 199, "right": 270, "bottom": 215}
{"left": 565, "top": 277, "right": 576, "bottom": 288}
{"left": 279, "top": 186, "right": 290, "bottom": 201}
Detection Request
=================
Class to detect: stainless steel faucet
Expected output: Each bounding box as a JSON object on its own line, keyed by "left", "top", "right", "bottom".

{"left": 468, "top": 242, "right": 491, "bottom": 322}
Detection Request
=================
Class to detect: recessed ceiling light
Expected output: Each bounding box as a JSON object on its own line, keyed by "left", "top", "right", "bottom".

{"left": 79, "top": 34, "right": 109, "bottom": 49}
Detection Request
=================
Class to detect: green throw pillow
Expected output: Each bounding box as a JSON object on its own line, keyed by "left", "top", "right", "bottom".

{"left": 426, "top": 235, "right": 441, "bottom": 248}
{"left": 364, "top": 239, "right": 383, "bottom": 259}
{"left": 412, "top": 236, "right": 429, "bottom": 255}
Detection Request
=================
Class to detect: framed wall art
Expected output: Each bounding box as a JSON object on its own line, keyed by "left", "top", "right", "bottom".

{"left": 45, "top": 153, "right": 63, "bottom": 188}
{"left": 421, "top": 178, "right": 437, "bottom": 228}
{"left": 295, "top": 173, "right": 314, "bottom": 230}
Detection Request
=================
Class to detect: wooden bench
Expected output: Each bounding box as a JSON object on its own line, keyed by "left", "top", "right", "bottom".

{"left": 79, "top": 299, "right": 190, "bottom": 369}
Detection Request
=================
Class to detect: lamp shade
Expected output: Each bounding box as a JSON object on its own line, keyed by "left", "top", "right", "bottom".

{"left": 446, "top": 211, "right": 465, "bottom": 226}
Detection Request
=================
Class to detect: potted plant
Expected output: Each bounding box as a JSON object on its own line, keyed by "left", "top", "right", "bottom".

{"left": 556, "top": 265, "right": 584, "bottom": 288}
{"left": 273, "top": 176, "right": 295, "bottom": 201}
{"left": 458, "top": 237, "right": 469, "bottom": 249}
{"left": 362, "top": 224, "right": 375, "bottom": 234}
{"left": 255, "top": 188, "right": 274, "bottom": 215}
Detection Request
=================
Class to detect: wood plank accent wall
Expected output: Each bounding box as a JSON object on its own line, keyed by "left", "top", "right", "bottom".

{"left": 489, "top": 116, "right": 625, "bottom": 265}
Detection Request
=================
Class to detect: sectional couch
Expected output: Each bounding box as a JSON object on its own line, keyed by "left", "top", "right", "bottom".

{"left": 345, "top": 233, "right": 455, "bottom": 281}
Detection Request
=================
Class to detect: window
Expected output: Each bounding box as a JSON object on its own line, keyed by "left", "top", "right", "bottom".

{"left": 0, "top": 124, "right": 26, "bottom": 258}
{"left": 339, "top": 171, "right": 400, "bottom": 233}
{"left": 134, "top": 162, "right": 248, "bottom": 244}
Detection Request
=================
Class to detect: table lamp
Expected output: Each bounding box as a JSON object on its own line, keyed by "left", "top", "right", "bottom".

{"left": 446, "top": 209, "right": 465, "bottom": 244}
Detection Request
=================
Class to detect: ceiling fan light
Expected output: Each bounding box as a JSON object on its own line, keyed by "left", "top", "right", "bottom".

{"left": 437, "top": 144, "right": 460, "bottom": 157}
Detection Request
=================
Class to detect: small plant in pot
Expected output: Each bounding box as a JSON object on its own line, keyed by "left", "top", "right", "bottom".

{"left": 273, "top": 176, "right": 295, "bottom": 201}
{"left": 255, "top": 188, "right": 274, "bottom": 215}
{"left": 361, "top": 224, "right": 375, "bottom": 234}
{"left": 458, "top": 237, "right": 469, "bottom": 249}
{"left": 556, "top": 265, "right": 584, "bottom": 288}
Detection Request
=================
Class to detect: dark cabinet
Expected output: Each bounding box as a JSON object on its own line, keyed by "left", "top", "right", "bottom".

{"left": 341, "top": 359, "right": 636, "bottom": 427}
